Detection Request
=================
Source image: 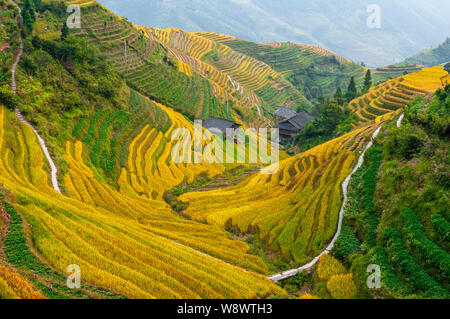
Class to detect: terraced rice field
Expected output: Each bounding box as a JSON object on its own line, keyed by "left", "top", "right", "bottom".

{"left": 221, "top": 39, "right": 366, "bottom": 99}
{"left": 113, "top": 100, "right": 227, "bottom": 201}
{"left": 0, "top": 264, "right": 43, "bottom": 299}
{"left": 371, "top": 64, "right": 423, "bottom": 84}
{"left": 64, "top": 2, "right": 235, "bottom": 122}
{"left": 194, "top": 32, "right": 236, "bottom": 43}
{"left": 62, "top": 2, "right": 313, "bottom": 128}
{"left": 298, "top": 44, "right": 353, "bottom": 65}
{"left": 349, "top": 67, "right": 447, "bottom": 125}
{"left": 159, "top": 28, "right": 277, "bottom": 92}
{"left": 0, "top": 104, "right": 284, "bottom": 299}
{"left": 5, "top": 0, "right": 445, "bottom": 300}
{"left": 72, "top": 89, "right": 173, "bottom": 179}
{"left": 179, "top": 123, "right": 380, "bottom": 264}
{"left": 151, "top": 28, "right": 273, "bottom": 122}
{"left": 152, "top": 28, "right": 311, "bottom": 123}
{"left": 67, "top": 85, "right": 274, "bottom": 208}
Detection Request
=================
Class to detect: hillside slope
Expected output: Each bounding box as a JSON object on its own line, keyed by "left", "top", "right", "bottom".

{"left": 178, "top": 66, "right": 447, "bottom": 270}
{"left": 179, "top": 123, "right": 379, "bottom": 266}
{"left": 98, "top": 0, "right": 450, "bottom": 67}
{"left": 61, "top": 2, "right": 340, "bottom": 128}
{"left": 210, "top": 37, "right": 366, "bottom": 99}
{"left": 405, "top": 37, "right": 450, "bottom": 67}
{"left": 349, "top": 67, "right": 447, "bottom": 125}
{"left": 0, "top": 0, "right": 448, "bottom": 300}
{"left": 0, "top": 105, "right": 286, "bottom": 298}
{"left": 0, "top": 0, "right": 286, "bottom": 299}
{"left": 332, "top": 87, "right": 450, "bottom": 299}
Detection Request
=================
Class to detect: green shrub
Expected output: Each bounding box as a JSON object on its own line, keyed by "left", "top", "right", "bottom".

{"left": 384, "top": 124, "right": 425, "bottom": 160}
{"left": 361, "top": 146, "right": 382, "bottom": 213}
{"left": 370, "top": 246, "right": 410, "bottom": 295}
{"left": 334, "top": 226, "right": 361, "bottom": 262}
{"left": 0, "top": 84, "right": 17, "bottom": 110}
{"left": 431, "top": 214, "right": 450, "bottom": 241}
{"left": 402, "top": 208, "right": 450, "bottom": 280}
{"left": 383, "top": 227, "right": 448, "bottom": 298}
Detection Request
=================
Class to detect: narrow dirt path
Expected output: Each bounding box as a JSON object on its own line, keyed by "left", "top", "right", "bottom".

{"left": 269, "top": 124, "right": 383, "bottom": 282}
{"left": 269, "top": 113, "right": 405, "bottom": 281}
{"left": 255, "top": 104, "right": 261, "bottom": 116}
{"left": 9, "top": 0, "right": 23, "bottom": 95}
{"left": 9, "top": 0, "right": 61, "bottom": 193}
{"left": 397, "top": 113, "right": 404, "bottom": 127}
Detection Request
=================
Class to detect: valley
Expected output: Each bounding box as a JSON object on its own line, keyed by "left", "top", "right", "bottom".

{"left": 0, "top": 0, "right": 448, "bottom": 301}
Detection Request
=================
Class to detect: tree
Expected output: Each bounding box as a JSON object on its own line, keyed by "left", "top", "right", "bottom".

{"left": 61, "top": 22, "right": 69, "bottom": 41}
{"left": 334, "top": 87, "right": 344, "bottom": 105}
{"left": 321, "top": 100, "right": 346, "bottom": 134}
{"left": 363, "top": 69, "right": 372, "bottom": 92}
{"left": 33, "top": 0, "right": 43, "bottom": 12}
{"left": 0, "top": 85, "right": 17, "bottom": 110}
{"left": 23, "top": 0, "right": 36, "bottom": 21}
{"left": 346, "top": 76, "right": 357, "bottom": 102}
{"left": 22, "top": 0, "right": 36, "bottom": 35}
{"left": 23, "top": 10, "right": 33, "bottom": 35}
{"left": 444, "top": 63, "right": 450, "bottom": 73}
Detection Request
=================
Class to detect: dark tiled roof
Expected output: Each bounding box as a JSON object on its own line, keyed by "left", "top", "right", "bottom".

{"left": 276, "top": 121, "right": 297, "bottom": 131}
{"left": 288, "top": 112, "right": 315, "bottom": 129}
{"left": 273, "top": 106, "right": 297, "bottom": 119}
{"left": 203, "top": 116, "right": 241, "bottom": 134}
{"left": 275, "top": 112, "right": 315, "bottom": 132}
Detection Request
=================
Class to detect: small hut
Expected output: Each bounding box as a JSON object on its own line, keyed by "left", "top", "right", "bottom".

{"left": 273, "top": 106, "right": 298, "bottom": 121}
{"left": 274, "top": 112, "right": 315, "bottom": 141}
{"left": 203, "top": 116, "right": 241, "bottom": 136}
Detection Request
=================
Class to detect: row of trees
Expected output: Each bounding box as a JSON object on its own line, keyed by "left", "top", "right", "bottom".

{"left": 291, "top": 98, "right": 354, "bottom": 152}
{"left": 287, "top": 70, "right": 373, "bottom": 152}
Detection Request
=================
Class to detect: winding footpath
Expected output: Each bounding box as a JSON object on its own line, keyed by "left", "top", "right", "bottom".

{"left": 397, "top": 113, "right": 405, "bottom": 128}
{"left": 9, "top": 0, "right": 61, "bottom": 193}
{"left": 269, "top": 113, "right": 405, "bottom": 282}
{"left": 255, "top": 104, "right": 261, "bottom": 117}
